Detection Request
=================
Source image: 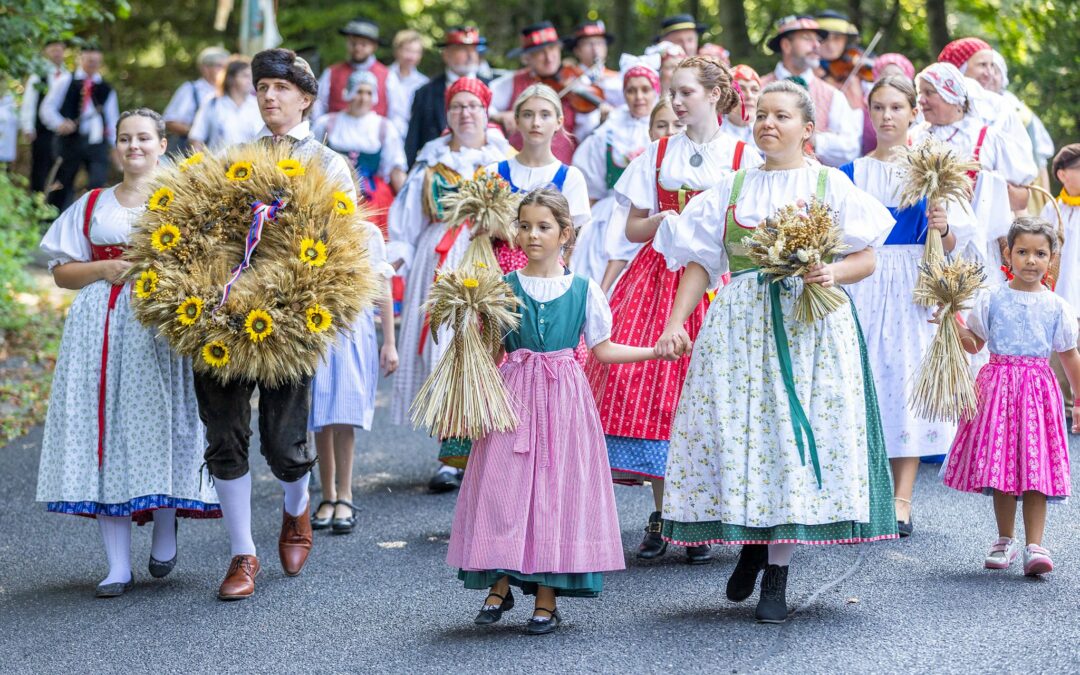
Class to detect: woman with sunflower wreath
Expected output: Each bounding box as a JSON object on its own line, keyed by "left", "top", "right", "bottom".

{"left": 36, "top": 108, "right": 220, "bottom": 599}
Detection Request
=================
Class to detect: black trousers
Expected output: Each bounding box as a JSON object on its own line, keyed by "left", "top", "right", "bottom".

{"left": 30, "top": 122, "right": 56, "bottom": 193}
{"left": 50, "top": 135, "right": 109, "bottom": 210}
{"left": 193, "top": 372, "right": 314, "bottom": 482}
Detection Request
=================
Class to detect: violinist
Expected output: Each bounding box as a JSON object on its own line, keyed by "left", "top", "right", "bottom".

{"left": 815, "top": 10, "right": 876, "bottom": 154}
{"left": 563, "top": 20, "right": 623, "bottom": 140}
{"left": 489, "top": 22, "right": 578, "bottom": 163}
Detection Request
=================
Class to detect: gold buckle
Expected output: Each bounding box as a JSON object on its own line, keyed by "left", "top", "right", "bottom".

{"left": 646, "top": 521, "right": 663, "bottom": 534}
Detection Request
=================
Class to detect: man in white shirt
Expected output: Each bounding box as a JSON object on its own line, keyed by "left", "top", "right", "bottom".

{"left": 39, "top": 45, "right": 119, "bottom": 209}
{"left": 19, "top": 40, "right": 68, "bottom": 193}
{"left": 163, "top": 46, "right": 229, "bottom": 154}
{"left": 386, "top": 29, "right": 429, "bottom": 139}
{"left": 760, "top": 15, "right": 861, "bottom": 167}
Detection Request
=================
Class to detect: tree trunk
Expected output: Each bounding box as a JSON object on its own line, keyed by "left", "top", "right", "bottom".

{"left": 612, "top": 0, "right": 634, "bottom": 54}
{"left": 926, "top": 0, "right": 950, "bottom": 56}
{"left": 848, "top": 0, "right": 863, "bottom": 33}
{"left": 717, "top": 0, "right": 752, "bottom": 59}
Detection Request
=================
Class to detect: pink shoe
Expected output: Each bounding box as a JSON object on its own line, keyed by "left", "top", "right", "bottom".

{"left": 1023, "top": 544, "right": 1054, "bottom": 576}
{"left": 984, "top": 537, "right": 1019, "bottom": 570}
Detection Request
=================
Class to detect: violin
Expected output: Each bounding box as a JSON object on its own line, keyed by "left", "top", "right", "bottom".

{"left": 825, "top": 47, "right": 874, "bottom": 84}
{"left": 541, "top": 64, "right": 606, "bottom": 114}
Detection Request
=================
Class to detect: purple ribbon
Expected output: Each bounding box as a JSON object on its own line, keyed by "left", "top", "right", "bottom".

{"left": 215, "top": 199, "right": 284, "bottom": 310}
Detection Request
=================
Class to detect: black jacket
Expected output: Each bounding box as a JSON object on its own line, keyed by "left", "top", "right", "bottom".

{"left": 405, "top": 72, "right": 491, "bottom": 167}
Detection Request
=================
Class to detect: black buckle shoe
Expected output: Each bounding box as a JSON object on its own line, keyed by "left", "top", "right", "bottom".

{"left": 685, "top": 543, "right": 712, "bottom": 565}
{"left": 310, "top": 500, "right": 334, "bottom": 530}
{"left": 726, "top": 544, "right": 767, "bottom": 602}
{"left": 331, "top": 500, "right": 358, "bottom": 534}
{"left": 525, "top": 607, "right": 561, "bottom": 635}
{"left": 429, "top": 467, "right": 463, "bottom": 493}
{"left": 637, "top": 511, "right": 668, "bottom": 559}
{"left": 755, "top": 564, "right": 789, "bottom": 624}
{"left": 474, "top": 588, "right": 515, "bottom": 625}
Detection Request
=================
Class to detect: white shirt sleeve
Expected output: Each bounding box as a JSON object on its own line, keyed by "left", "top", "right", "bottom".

{"left": 40, "top": 191, "right": 93, "bottom": 269}
{"left": 364, "top": 221, "right": 396, "bottom": 282}
{"left": 313, "top": 69, "right": 333, "bottom": 122}
{"left": 38, "top": 72, "right": 72, "bottom": 132}
{"left": 983, "top": 124, "right": 1037, "bottom": 186}
{"left": 386, "top": 164, "right": 428, "bottom": 270}
{"left": 19, "top": 75, "right": 40, "bottom": 134}
{"left": 613, "top": 141, "right": 658, "bottom": 213}
{"left": 489, "top": 73, "right": 516, "bottom": 112}
{"left": 653, "top": 184, "right": 730, "bottom": 288}
{"left": 583, "top": 278, "right": 614, "bottom": 348}
{"left": 572, "top": 130, "right": 608, "bottom": 201}
{"left": 103, "top": 89, "right": 119, "bottom": 145}
{"left": 1052, "top": 295, "right": 1080, "bottom": 352}
{"left": 964, "top": 288, "right": 993, "bottom": 342}
{"left": 814, "top": 93, "right": 861, "bottom": 167}
{"left": 562, "top": 166, "right": 593, "bottom": 231}
{"left": 163, "top": 81, "right": 198, "bottom": 125}
{"left": 188, "top": 98, "right": 212, "bottom": 144}
{"left": 378, "top": 119, "right": 407, "bottom": 179}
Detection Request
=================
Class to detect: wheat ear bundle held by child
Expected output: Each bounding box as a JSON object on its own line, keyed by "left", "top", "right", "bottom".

{"left": 125, "top": 143, "right": 380, "bottom": 387}
{"left": 896, "top": 138, "right": 979, "bottom": 306}
{"left": 745, "top": 199, "right": 849, "bottom": 323}
{"left": 438, "top": 168, "right": 522, "bottom": 270}
{"left": 410, "top": 265, "right": 522, "bottom": 439}
{"left": 909, "top": 256, "right": 986, "bottom": 422}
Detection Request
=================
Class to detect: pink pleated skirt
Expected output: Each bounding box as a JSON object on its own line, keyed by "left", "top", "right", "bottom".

{"left": 447, "top": 348, "right": 626, "bottom": 575}
{"left": 943, "top": 353, "right": 1071, "bottom": 499}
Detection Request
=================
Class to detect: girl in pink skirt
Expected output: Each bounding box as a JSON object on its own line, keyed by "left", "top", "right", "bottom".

{"left": 944, "top": 216, "right": 1080, "bottom": 576}
{"left": 446, "top": 188, "right": 655, "bottom": 635}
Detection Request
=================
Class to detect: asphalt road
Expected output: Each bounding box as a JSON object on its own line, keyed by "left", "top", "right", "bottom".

{"left": 3, "top": 377, "right": 1079, "bottom": 674}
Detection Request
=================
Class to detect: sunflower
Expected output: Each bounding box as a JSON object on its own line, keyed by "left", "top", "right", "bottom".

{"left": 179, "top": 152, "right": 204, "bottom": 172}
{"left": 175, "top": 296, "right": 203, "bottom": 325}
{"left": 305, "top": 304, "right": 333, "bottom": 333}
{"left": 134, "top": 270, "right": 159, "bottom": 298}
{"left": 333, "top": 191, "right": 356, "bottom": 215}
{"left": 277, "top": 158, "right": 306, "bottom": 177}
{"left": 151, "top": 223, "right": 181, "bottom": 252}
{"left": 202, "top": 341, "right": 230, "bottom": 368}
{"left": 226, "top": 161, "right": 254, "bottom": 181}
{"left": 462, "top": 278, "right": 479, "bottom": 289}
{"left": 298, "top": 237, "right": 328, "bottom": 267}
{"left": 148, "top": 187, "right": 174, "bottom": 211}
{"left": 244, "top": 308, "right": 274, "bottom": 342}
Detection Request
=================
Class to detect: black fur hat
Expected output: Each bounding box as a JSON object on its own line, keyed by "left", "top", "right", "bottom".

{"left": 251, "top": 48, "right": 318, "bottom": 96}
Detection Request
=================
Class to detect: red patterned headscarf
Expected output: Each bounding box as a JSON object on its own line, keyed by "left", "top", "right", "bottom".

{"left": 445, "top": 77, "right": 492, "bottom": 111}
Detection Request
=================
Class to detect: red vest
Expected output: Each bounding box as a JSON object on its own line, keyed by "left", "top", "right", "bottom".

{"left": 507, "top": 68, "right": 577, "bottom": 164}
{"left": 327, "top": 61, "right": 389, "bottom": 117}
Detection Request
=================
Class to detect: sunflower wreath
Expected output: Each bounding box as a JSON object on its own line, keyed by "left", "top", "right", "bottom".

{"left": 126, "top": 143, "right": 380, "bottom": 386}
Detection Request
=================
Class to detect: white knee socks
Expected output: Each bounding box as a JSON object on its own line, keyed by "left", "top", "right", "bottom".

{"left": 215, "top": 473, "right": 256, "bottom": 556}
{"left": 768, "top": 542, "right": 796, "bottom": 566}
{"left": 151, "top": 508, "right": 177, "bottom": 561}
{"left": 97, "top": 515, "right": 132, "bottom": 585}
{"left": 279, "top": 473, "right": 310, "bottom": 517}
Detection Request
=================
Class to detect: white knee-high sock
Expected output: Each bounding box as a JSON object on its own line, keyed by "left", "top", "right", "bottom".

{"left": 279, "top": 473, "right": 310, "bottom": 517}
{"left": 97, "top": 515, "right": 132, "bottom": 585}
{"left": 151, "top": 508, "right": 177, "bottom": 561}
{"left": 768, "top": 542, "right": 795, "bottom": 566}
{"left": 215, "top": 473, "right": 256, "bottom": 557}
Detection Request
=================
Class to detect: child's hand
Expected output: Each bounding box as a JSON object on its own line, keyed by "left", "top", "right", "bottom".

{"left": 381, "top": 344, "right": 399, "bottom": 376}
{"left": 928, "top": 303, "right": 947, "bottom": 325}
{"left": 656, "top": 326, "right": 691, "bottom": 361}
{"left": 804, "top": 263, "right": 835, "bottom": 288}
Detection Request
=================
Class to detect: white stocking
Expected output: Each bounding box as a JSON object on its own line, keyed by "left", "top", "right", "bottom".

{"left": 768, "top": 542, "right": 795, "bottom": 566}
{"left": 215, "top": 473, "right": 256, "bottom": 556}
{"left": 97, "top": 515, "right": 132, "bottom": 585}
{"left": 151, "top": 508, "right": 177, "bottom": 561}
{"left": 279, "top": 473, "right": 310, "bottom": 517}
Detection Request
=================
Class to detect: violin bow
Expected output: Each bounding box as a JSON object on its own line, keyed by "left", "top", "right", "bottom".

{"left": 841, "top": 29, "right": 884, "bottom": 89}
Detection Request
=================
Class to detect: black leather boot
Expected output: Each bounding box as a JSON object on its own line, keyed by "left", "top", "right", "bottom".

{"left": 726, "top": 544, "right": 768, "bottom": 602}
{"left": 636, "top": 511, "right": 668, "bottom": 559}
{"left": 755, "top": 564, "right": 789, "bottom": 624}
{"left": 685, "top": 543, "right": 712, "bottom": 565}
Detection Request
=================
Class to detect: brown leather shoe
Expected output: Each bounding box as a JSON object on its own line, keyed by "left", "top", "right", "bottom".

{"left": 218, "top": 554, "right": 260, "bottom": 600}
{"left": 279, "top": 503, "right": 313, "bottom": 576}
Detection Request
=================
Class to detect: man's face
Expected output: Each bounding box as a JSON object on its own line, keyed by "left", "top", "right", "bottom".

{"left": 347, "top": 35, "right": 378, "bottom": 62}
{"left": 819, "top": 32, "right": 849, "bottom": 61}
{"left": 200, "top": 60, "right": 225, "bottom": 85}
{"left": 524, "top": 44, "right": 562, "bottom": 78}
{"left": 780, "top": 31, "right": 821, "bottom": 71}
{"left": 573, "top": 36, "right": 607, "bottom": 68}
{"left": 43, "top": 42, "right": 65, "bottom": 65}
{"left": 256, "top": 77, "right": 312, "bottom": 130}
{"left": 81, "top": 50, "right": 103, "bottom": 76}
{"left": 395, "top": 40, "right": 423, "bottom": 69}
{"left": 965, "top": 50, "right": 996, "bottom": 91}
{"left": 442, "top": 44, "right": 479, "bottom": 76}
{"left": 664, "top": 29, "right": 699, "bottom": 56}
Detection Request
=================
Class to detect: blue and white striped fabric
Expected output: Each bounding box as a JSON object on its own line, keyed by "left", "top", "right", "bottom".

{"left": 308, "top": 309, "right": 379, "bottom": 431}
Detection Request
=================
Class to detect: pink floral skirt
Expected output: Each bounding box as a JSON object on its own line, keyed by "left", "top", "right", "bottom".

{"left": 943, "top": 353, "right": 1071, "bottom": 499}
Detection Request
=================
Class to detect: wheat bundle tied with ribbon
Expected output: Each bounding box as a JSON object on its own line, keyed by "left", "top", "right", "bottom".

{"left": 909, "top": 256, "right": 986, "bottom": 422}
{"left": 745, "top": 199, "right": 850, "bottom": 323}
{"left": 438, "top": 168, "right": 523, "bottom": 270}
{"left": 895, "top": 138, "right": 980, "bottom": 306}
{"left": 410, "top": 265, "right": 522, "bottom": 439}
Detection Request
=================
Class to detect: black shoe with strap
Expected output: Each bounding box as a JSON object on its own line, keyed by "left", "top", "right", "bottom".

{"left": 525, "top": 606, "right": 562, "bottom": 635}
{"left": 726, "top": 544, "right": 767, "bottom": 602}
{"left": 755, "top": 564, "right": 790, "bottom": 624}
{"left": 331, "top": 500, "right": 358, "bottom": 534}
{"left": 637, "top": 511, "right": 668, "bottom": 559}
{"left": 474, "top": 588, "right": 515, "bottom": 625}
{"left": 310, "top": 500, "right": 334, "bottom": 530}
{"left": 685, "top": 543, "right": 712, "bottom": 565}
{"left": 148, "top": 518, "right": 179, "bottom": 578}
{"left": 895, "top": 497, "right": 914, "bottom": 538}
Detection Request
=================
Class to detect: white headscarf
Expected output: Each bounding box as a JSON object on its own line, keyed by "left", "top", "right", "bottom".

{"left": 917, "top": 62, "right": 969, "bottom": 107}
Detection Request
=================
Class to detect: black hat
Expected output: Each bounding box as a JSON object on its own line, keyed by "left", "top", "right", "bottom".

{"left": 507, "top": 21, "right": 562, "bottom": 59}
{"left": 339, "top": 18, "right": 385, "bottom": 46}
{"left": 563, "top": 20, "right": 615, "bottom": 50}
{"left": 438, "top": 25, "right": 487, "bottom": 52}
{"left": 252, "top": 48, "right": 318, "bottom": 96}
{"left": 655, "top": 14, "right": 706, "bottom": 42}
{"left": 814, "top": 10, "right": 859, "bottom": 36}
{"left": 765, "top": 15, "right": 829, "bottom": 53}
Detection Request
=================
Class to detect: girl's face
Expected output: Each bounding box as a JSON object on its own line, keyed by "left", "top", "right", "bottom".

{"left": 868, "top": 85, "right": 917, "bottom": 145}
{"left": 917, "top": 81, "right": 963, "bottom": 126}
{"left": 515, "top": 203, "right": 569, "bottom": 261}
{"left": 649, "top": 104, "right": 683, "bottom": 140}
{"left": 116, "top": 116, "right": 166, "bottom": 174}
{"left": 727, "top": 77, "right": 759, "bottom": 127}
{"left": 232, "top": 67, "right": 253, "bottom": 97}
{"left": 1057, "top": 162, "right": 1080, "bottom": 196}
{"left": 624, "top": 76, "right": 658, "bottom": 119}
{"left": 516, "top": 96, "right": 561, "bottom": 145}
{"left": 669, "top": 67, "right": 718, "bottom": 128}
{"left": 1006, "top": 231, "right": 1053, "bottom": 286}
{"left": 753, "top": 91, "right": 812, "bottom": 157}
{"left": 350, "top": 85, "right": 375, "bottom": 114}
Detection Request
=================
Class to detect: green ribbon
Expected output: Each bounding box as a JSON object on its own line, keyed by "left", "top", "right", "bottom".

{"left": 733, "top": 268, "right": 823, "bottom": 488}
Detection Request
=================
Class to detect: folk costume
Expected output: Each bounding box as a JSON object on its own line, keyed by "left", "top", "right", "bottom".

{"left": 20, "top": 57, "right": 69, "bottom": 193}
{"left": 188, "top": 91, "right": 264, "bottom": 150}
{"left": 841, "top": 157, "right": 977, "bottom": 459}
{"left": 317, "top": 18, "right": 396, "bottom": 119}
{"left": 447, "top": 271, "right": 625, "bottom": 599}
{"left": 1042, "top": 191, "right": 1080, "bottom": 310}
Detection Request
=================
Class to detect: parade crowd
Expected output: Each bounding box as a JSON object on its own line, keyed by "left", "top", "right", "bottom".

{"left": 19, "top": 10, "right": 1080, "bottom": 635}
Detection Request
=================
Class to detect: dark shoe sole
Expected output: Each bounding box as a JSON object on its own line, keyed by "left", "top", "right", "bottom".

{"left": 217, "top": 590, "right": 254, "bottom": 601}
{"left": 686, "top": 555, "right": 713, "bottom": 565}
{"left": 428, "top": 479, "right": 461, "bottom": 493}
{"left": 311, "top": 519, "right": 332, "bottom": 530}
{"left": 636, "top": 543, "right": 668, "bottom": 559}
{"left": 525, "top": 616, "right": 561, "bottom": 635}
{"left": 148, "top": 555, "right": 177, "bottom": 579}
{"left": 95, "top": 580, "right": 133, "bottom": 598}
{"left": 756, "top": 615, "right": 788, "bottom": 624}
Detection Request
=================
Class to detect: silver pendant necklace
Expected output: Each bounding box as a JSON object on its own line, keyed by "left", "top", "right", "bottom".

{"left": 687, "top": 127, "right": 722, "bottom": 167}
